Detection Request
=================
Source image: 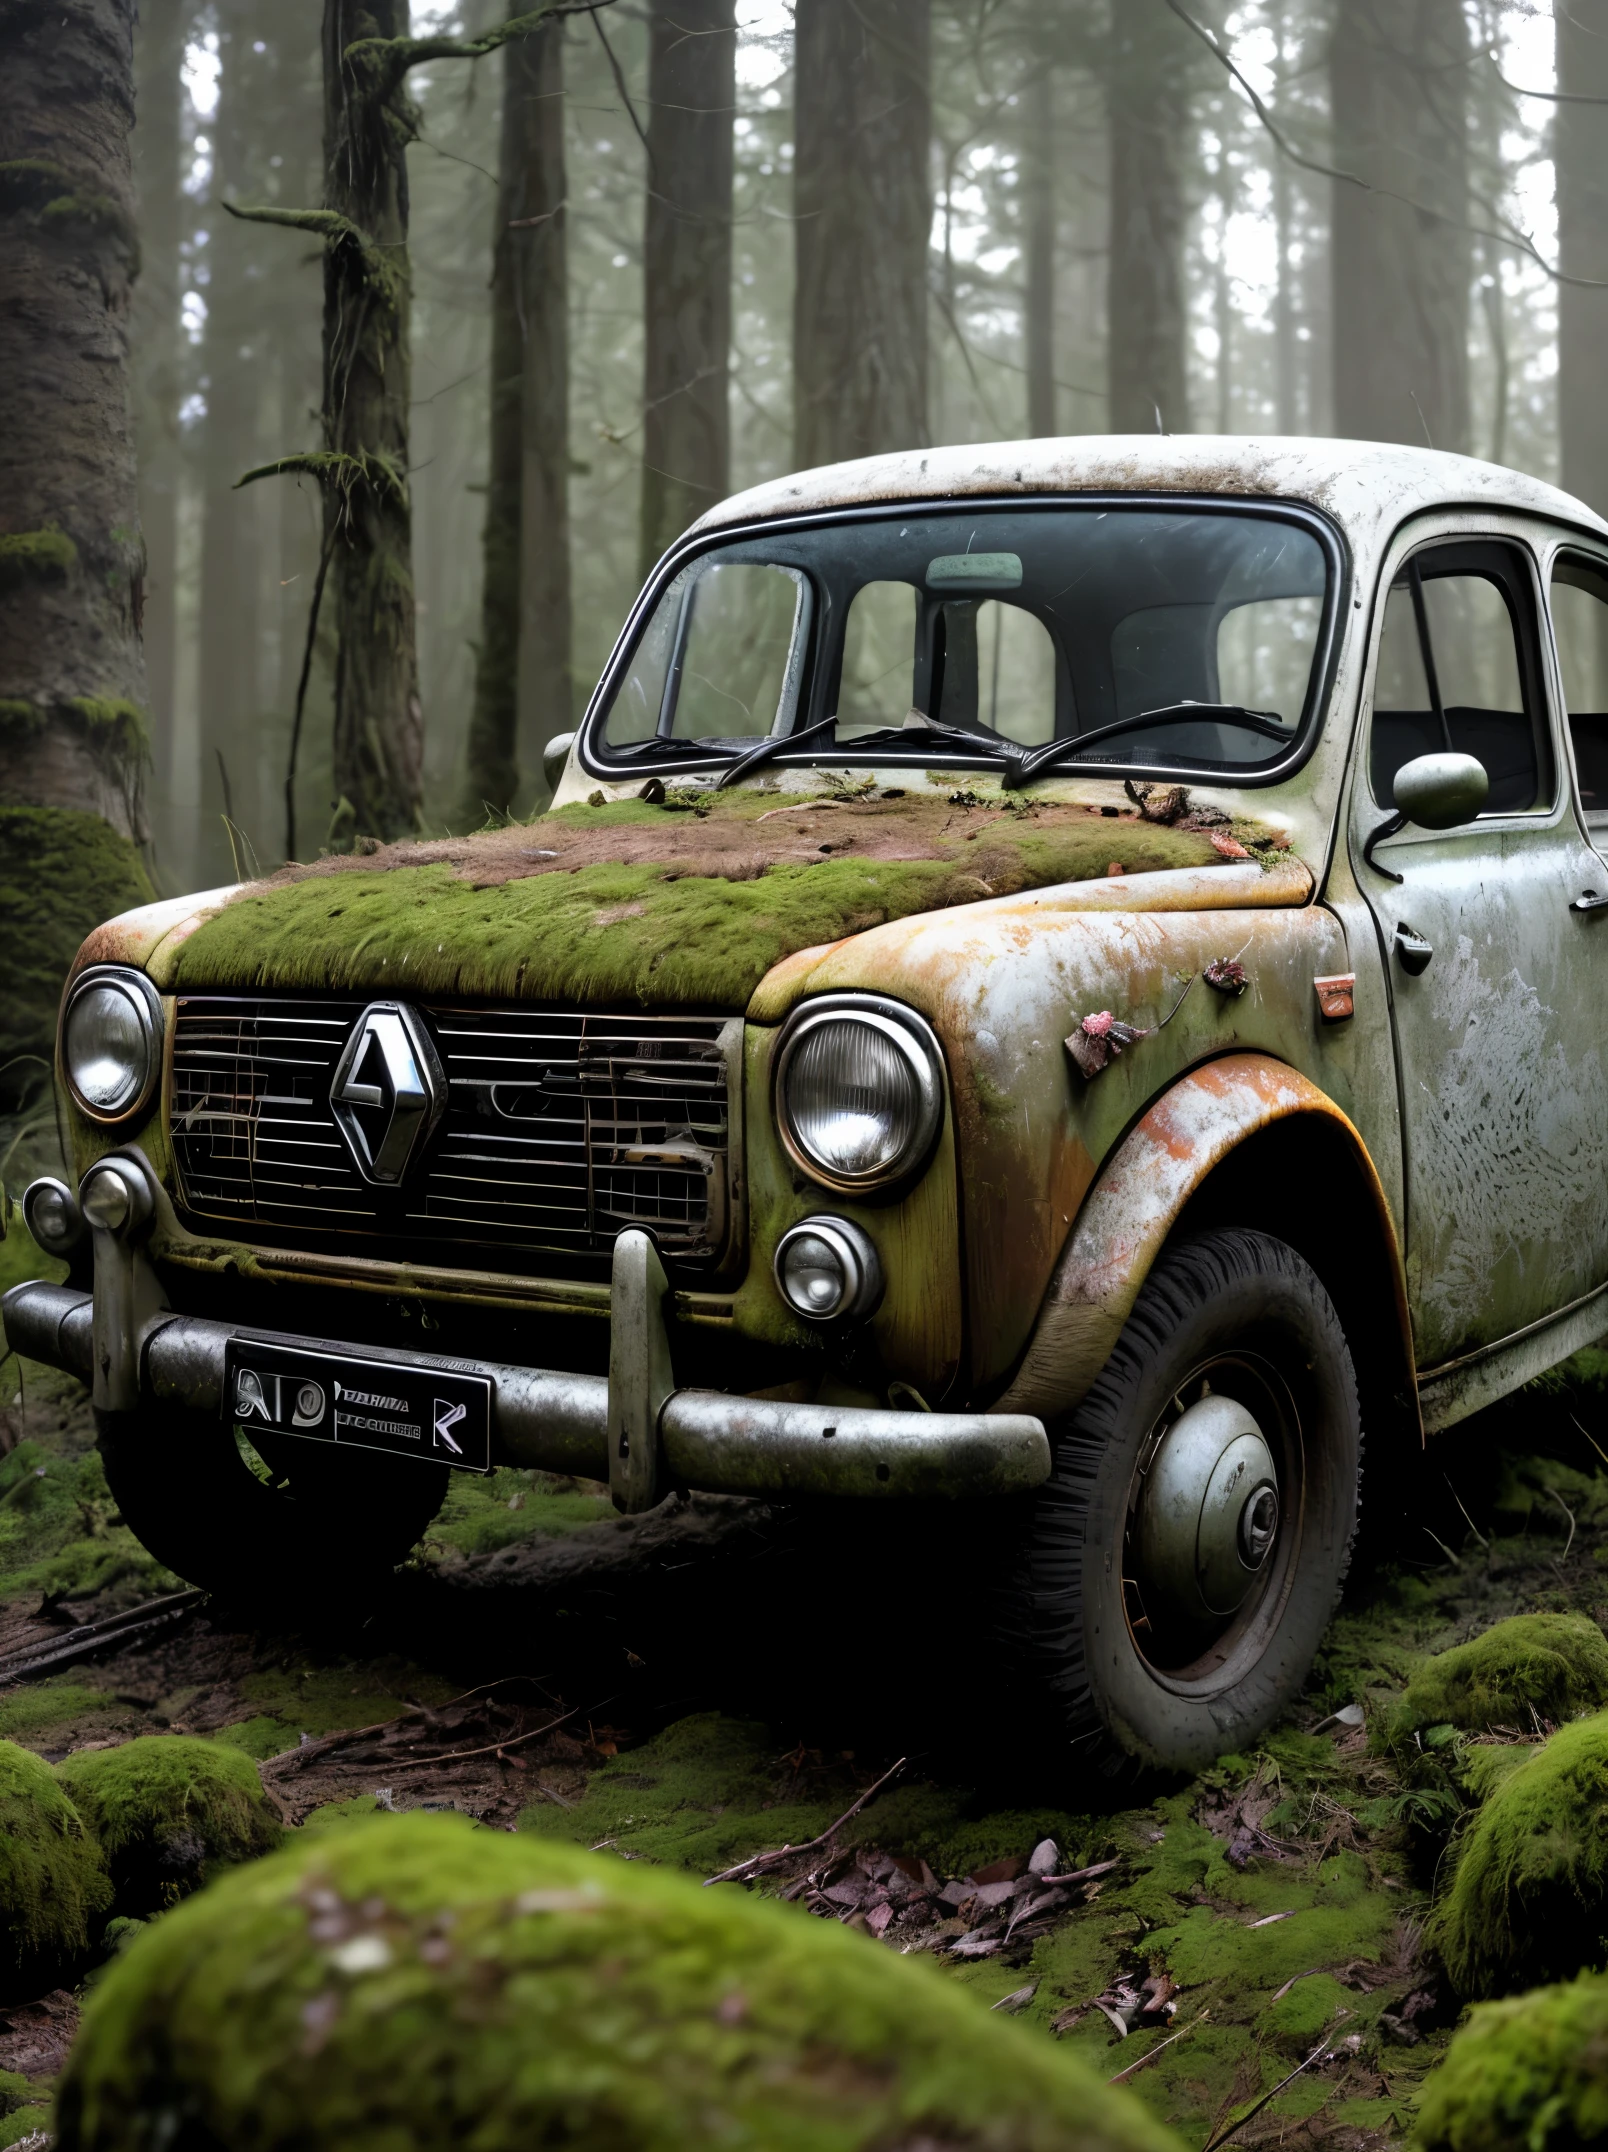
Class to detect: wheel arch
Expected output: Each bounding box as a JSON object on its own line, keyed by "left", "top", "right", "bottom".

{"left": 992, "top": 1052, "right": 1418, "bottom": 1445}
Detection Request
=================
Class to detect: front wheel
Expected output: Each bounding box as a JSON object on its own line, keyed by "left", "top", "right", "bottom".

{"left": 997, "top": 1226, "right": 1362, "bottom": 1776}
{"left": 97, "top": 1405, "right": 449, "bottom": 1608}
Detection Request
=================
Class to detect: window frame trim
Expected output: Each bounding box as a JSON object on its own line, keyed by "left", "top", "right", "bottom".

{"left": 579, "top": 492, "right": 1351, "bottom": 790}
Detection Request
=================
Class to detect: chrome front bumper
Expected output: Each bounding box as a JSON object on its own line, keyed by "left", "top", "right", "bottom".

{"left": 2, "top": 1184, "right": 1050, "bottom": 1510}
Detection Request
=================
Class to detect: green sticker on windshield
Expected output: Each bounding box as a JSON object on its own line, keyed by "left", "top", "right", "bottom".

{"left": 925, "top": 552, "right": 1023, "bottom": 592}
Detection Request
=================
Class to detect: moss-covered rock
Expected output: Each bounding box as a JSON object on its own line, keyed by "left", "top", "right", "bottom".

{"left": 1414, "top": 1967, "right": 1608, "bottom": 2151}
{"left": 1392, "top": 1615, "right": 1608, "bottom": 1743}
{"left": 55, "top": 1736, "right": 280, "bottom": 1915}
{"left": 0, "top": 1739, "right": 110, "bottom": 1986}
{"left": 1434, "top": 1711, "right": 1608, "bottom": 1998}
{"left": 55, "top": 1813, "right": 1185, "bottom": 2152}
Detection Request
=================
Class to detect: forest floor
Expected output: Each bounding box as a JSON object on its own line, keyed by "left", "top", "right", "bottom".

{"left": 3, "top": 1211, "right": 1607, "bottom": 2149}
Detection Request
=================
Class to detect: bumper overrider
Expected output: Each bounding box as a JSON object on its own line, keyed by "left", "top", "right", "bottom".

{"left": 4, "top": 1149, "right": 1051, "bottom": 1513}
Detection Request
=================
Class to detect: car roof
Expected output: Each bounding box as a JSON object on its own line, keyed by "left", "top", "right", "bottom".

{"left": 690, "top": 435, "right": 1608, "bottom": 559}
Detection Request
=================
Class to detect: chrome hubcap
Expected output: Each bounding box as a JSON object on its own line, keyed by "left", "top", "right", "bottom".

{"left": 1134, "top": 1392, "right": 1281, "bottom": 1628}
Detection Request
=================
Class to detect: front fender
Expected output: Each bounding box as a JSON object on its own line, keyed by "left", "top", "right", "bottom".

{"left": 993, "top": 1052, "right": 1413, "bottom": 1423}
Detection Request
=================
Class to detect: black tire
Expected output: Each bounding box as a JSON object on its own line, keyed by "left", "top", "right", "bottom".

{"left": 97, "top": 1405, "right": 449, "bottom": 1607}
{"left": 998, "top": 1226, "right": 1361, "bottom": 1777}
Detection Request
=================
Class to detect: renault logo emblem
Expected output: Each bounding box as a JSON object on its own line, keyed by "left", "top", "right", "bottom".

{"left": 330, "top": 1003, "right": 444, "bottom": 1184}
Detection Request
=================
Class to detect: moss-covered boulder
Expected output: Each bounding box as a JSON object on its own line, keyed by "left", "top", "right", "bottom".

{"left": 56, "top": 1813, "right": 1185, "bottom": 2152}
{"left": 55, "top": 1736, "right": 280, "bottom": 1915}
{"left": 1434, "top": 1710, "right": 1608, "bottom": 1997}
{"left": 1391, "top": 1614, "right": 1608, "bottom": 1743}
{"left": 1415, "top": 1967, "right": 1608, "bottom": 2150}
{"left": 0, "top": 1738, "right": 110, "bottom": 1993}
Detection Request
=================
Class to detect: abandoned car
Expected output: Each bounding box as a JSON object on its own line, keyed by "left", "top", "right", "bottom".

{"left": 8, "top": 435, "right": 1608, "bottom": 1775}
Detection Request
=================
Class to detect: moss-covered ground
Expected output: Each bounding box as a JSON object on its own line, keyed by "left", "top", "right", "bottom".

{"left": 1, "top": 1329, "right": 1608, "bottom": 2140}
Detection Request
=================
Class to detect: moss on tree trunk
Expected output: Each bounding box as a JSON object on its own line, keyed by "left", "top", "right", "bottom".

{"left": 0, "top": 0, "right": 153, "bottom": 1116}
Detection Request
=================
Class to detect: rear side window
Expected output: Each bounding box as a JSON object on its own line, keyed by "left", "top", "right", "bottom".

{"left": 1369, "top": 540, "right": 1553, "bottom": 815}
{"left": 1550, "top": 552, "right": 1608, "bottom": 827}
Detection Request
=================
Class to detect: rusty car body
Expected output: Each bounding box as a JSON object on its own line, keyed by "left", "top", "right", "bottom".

{"left": 10, "top": 435, "right": 1608, "bottom": 1772}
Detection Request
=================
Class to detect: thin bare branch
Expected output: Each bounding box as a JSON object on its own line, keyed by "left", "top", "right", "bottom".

{"left": 1158, "top": 0, "right": 1608, "bottom": 290}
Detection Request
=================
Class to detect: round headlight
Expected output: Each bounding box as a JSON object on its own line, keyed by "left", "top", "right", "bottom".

{"left": 774, "top": 998, "right": 943, "bottom": 1194}
{"left": 62, "top": 968, "right": 161, "bottom": 1121}
{"left": 775, "top": 1216, "right": 883, "bottom": 1323}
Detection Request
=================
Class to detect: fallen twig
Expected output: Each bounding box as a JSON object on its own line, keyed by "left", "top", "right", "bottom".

{"left": 703, "top": 1757, "right": 908, "bottom": 1886}
{"left": 259, "top": 1672, "right": 558, "bottom": 1775}
{"left": 1200, "top": 2023, "right": 1348, "bottom": 2152}
{"left": 0, "top": 1589, "right": 204, "bottom": 1688}
{"left": 1546, "top": 1487, "right": 1578, "bottom": 1563}
{"left": 387, "top": 1701, "right": 587, "bottom": 1771}
{"left": 1109, "top": 2010, "right": 1209, "bottom": 2084}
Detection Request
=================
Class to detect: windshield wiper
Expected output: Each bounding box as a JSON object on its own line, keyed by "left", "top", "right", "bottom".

{"left": 713, "top": 715, "right": 1025, "bottom": 789}
{"left": 1007, "top": 704, "right": 1292, "bottom": 788}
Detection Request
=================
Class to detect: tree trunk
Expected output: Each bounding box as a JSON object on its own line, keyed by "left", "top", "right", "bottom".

{"left": 1271, "top": 24, "right": 1298, "bottom": 433}
{"left": 468, "top": 18, "right": 570, "bottom": 817}
{"left": 1022, "top": 66, "right": 1055, "bottom": 437}
{"left": 0, "top": 0, "right": 153, "bottom": 1114}
{"left": 199, "top": 0, "right": 270, "bottom": 876}
{"left": 1557, "top": 0, "right": 1608, "bottom": 513}
{"left": 132, "top": 0, "right": 184, "bottom": 855}
{"left": 793, "top": 0, "right": 930, "bottom": 469}
{"left": 314, "top": 0, "right": 422, "bottom": 845}
{"left": 1105, "top": 4, "right": 1191, "bottom": 434}
{"left": 639, "top": 0, "right": 735, "bottom": 573}
{"left": 1330, "top": 0, "right": 1470, "bottom": 454}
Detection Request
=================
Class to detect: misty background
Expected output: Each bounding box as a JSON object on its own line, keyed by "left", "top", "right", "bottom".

{"left": 130, "top": 0, "right": 1590, "bottom": 894}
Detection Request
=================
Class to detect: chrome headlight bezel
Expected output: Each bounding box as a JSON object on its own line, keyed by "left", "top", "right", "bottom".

{"left": 773, "top": 994, "right": 945, "bottom": 1197}
{"left": 60, "top": 965, "right": 163, "bottom": 1124}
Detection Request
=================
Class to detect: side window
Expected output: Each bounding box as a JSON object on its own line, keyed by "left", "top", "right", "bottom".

{"left": 1369, "top": 542, "right": 1552, "bottom": 815}
{"left": 838, "top": 580, "right": 918, "bottom": 733}
{"left": 935, "top": 600, "right": 1057, "bottom": 746}
{"left": 1550, "top": 553, "right": 1608, "bottom": 827}
{"left": 604, "top": 561, "right": 808, "bottom": 745}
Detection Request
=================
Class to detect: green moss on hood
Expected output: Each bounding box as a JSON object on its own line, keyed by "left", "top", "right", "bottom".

{"left": 1414, "top": 1968, "right": 1608, "bottom": 2151}
{"left": 168, "top": 802, "right": 1226, "bottom": 1008}
{"left": 54, "top": 1813, "right": 1186, "bottom": 2152}
{"left": 1390, "top": 1614, "right": 1608, "bottom": 1743}
{"left": 1434, "top": 1710, "right": 1608, "bottom": 1997}
{"left": 0, "top": 1739, "right": 110, "bottom": 1973}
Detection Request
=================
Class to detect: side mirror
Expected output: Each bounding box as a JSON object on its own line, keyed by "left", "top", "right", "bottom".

{"left": 1392, "top": 751, "right": 1489, "bottom": 830}
{"left": 542, "top": 730, "right": 576, "bottom": 796}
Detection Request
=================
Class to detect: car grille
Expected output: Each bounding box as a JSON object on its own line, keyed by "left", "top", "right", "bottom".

{"left": 169, "top": 997, "right": 740, "bottom": 1269}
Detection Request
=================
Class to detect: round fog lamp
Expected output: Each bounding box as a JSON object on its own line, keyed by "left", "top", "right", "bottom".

{"left": 22, "top": 1177, "right": 83, "bottom": 1257}
{"left": 774, "top": 1216, "right": 883, "bottom": 1323}
{"left": 63, "top": 969, "right": 160, "bottom": 1122}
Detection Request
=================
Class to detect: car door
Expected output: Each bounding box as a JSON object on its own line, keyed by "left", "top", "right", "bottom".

{"left": 1349, "top": 524, "right": 1608, "bottom": 1372}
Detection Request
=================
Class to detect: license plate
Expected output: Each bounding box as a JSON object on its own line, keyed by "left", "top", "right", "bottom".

{"left": 222, "top": 1338, "right": 492, "bottom": 1474}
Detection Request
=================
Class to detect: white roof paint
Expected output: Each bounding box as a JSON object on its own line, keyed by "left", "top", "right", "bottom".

{"left": 692, "top": 435, "right": 1608, "bottom": 557}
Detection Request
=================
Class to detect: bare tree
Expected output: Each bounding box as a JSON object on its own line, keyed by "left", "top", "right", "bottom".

{"left": 132, "top": 0, "right": 186, "bottom": 855}
{"left": 1022, "top": 66, "right": 1056, "bottom": 437}
{"left": 1330, "top": 0, "right": 1470, "bottom": 453}
{"left": 1105, "top": 2, "right": 1192, "bottom": 433}
{"left": 640, "top": 0, "right": 736, "bottom": 572}
{"left": 230, "top": 0, "right": 600, "bottom": 853}
{"left": 0, "top": 0, "right": 153, "bottom": 1112}
{"left": 1557, "top": 0, "right": 1608, "bottom": 513}
{"left": 793, "top": 0, "right": 931, "bottom": 468}
{"left": 469, "top": 17, "right": 570, "bottom": 818}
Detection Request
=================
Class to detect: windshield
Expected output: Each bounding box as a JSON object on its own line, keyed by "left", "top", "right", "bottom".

{"left": 588, "top": 503, "right": 1336, "bottom": 785}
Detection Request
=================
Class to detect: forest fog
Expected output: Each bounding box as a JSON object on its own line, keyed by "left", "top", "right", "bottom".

{"left": 111, "top": 0, "right": 1591, "bottom": 901}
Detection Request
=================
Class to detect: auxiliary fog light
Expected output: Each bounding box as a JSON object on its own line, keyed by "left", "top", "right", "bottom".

{"left": 774, "top": 1216, "right": 884, "bottom": 1324}
{"left": 22, "top": 1176, "right": 84, "bottom": 1257}
{"left": 78, "top": 1160, "right": 151, "bottom": 1239}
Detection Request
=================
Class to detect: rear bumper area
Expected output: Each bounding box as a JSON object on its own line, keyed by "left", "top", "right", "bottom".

{"left": 1, "top": 1271, "right": 1051, "bottom": 1507}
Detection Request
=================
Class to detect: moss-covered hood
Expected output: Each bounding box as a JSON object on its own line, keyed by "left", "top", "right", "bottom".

{"left": 97, "top": 785, "right": 1307, "bottom": 1012}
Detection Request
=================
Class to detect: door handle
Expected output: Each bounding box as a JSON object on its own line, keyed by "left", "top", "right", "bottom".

{"left": 1395, "top": 922, "right": 1433, "bottom": 974}
{"left": 1573, "top": 889, "right": 1608, "bottom": 915}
